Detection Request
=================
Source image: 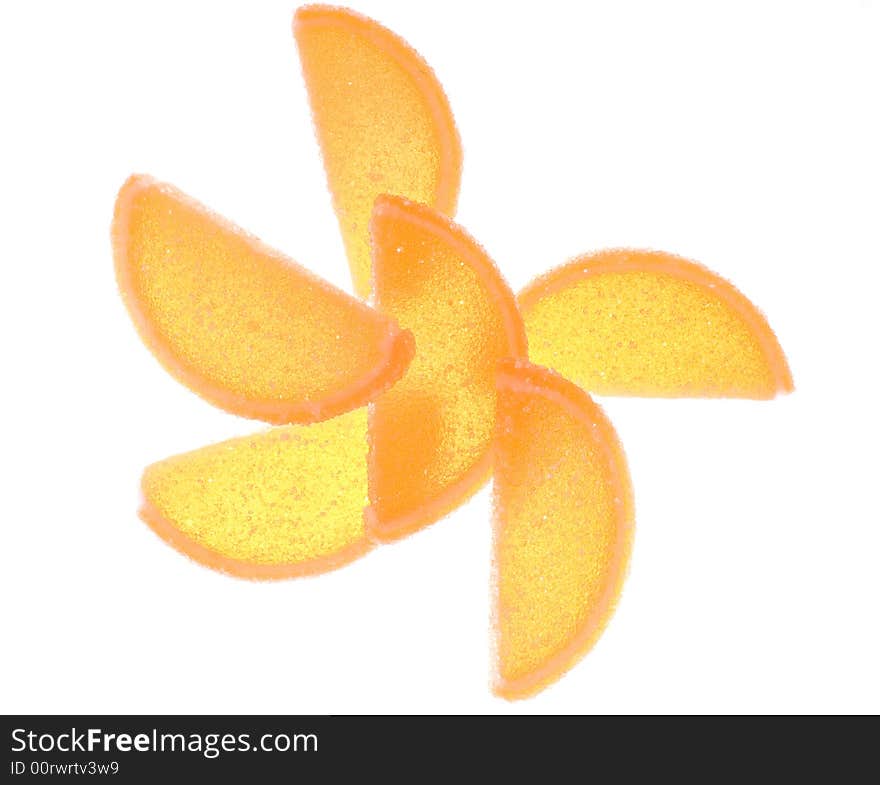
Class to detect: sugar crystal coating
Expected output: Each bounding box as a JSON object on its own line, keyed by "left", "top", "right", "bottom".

{"left": 113, "top": 175, "right": 414, "bottom": 424}
{"left": 519, "top": 249, "right": 793, "bottom": 398}
{"left": 367, "top": 196, "right": 527, "bottom": 542}
{"left": 493, "top": 360, "right": 634, "bottom": 699}
{"left": 294, "top": 5, "right": 462, "bottom": 298}
{"left": 140, "top": 409, "right": 372, "bottom": 579}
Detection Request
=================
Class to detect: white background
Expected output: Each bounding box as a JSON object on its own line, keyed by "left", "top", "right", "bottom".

{"left": 1, "top": 0, "right": 878, "bottom": 714}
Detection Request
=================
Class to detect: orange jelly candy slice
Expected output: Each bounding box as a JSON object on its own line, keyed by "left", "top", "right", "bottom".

{"left": 519, "top": 250, "right": 793, "bottom": 398}
{"left": 140, "top": 408, "right": 372, "bottom": 579}
{"left": 367, "top": 196, "right": 527, "bottom": 542}
{"left": 493, "top": 360, "right": 634, "bottom": 699}
{"left": 113, "top": 175, "right": 414, "bottom": 424}
{"left": 294, "top": 5, "right": 462, "bottom": 298}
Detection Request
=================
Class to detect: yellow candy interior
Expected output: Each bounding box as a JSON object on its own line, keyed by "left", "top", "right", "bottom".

{"left": 523, "top": 268, "right": 779, "bottom": 397}
{"left": 369, "top": 199, "right": 525, "bottom": 538}
{"left": 142, "top": 409, "right": 369, "bottom": 568}
{"left": 121, "top": 180, "right": 410, "bottom": 419}
{"left": 296, "top": 9, "right": 458, "bottom": 297}
{"left": 494, "top": 366, "right": 632, "bottom": 695}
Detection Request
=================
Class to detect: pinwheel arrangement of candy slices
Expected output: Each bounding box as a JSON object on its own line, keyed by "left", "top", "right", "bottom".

{"left": 112, "top": 5, "right": 793, "bottom": 700}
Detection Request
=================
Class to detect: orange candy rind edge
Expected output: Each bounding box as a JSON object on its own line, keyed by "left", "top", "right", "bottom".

{"left": 112, "top": 174, "right": 415, "bottom": 425}
{"left": 519, "top": 249, "right": 794, "bottom": 398}
{"left": 365, "top": 195, "right": 528, "bottom": 543}
{"left": 294, "top": 5, "right": 462, "bottom": 298}
{"left": 139, "top": 498, "right": 373, "bottom": 581}
{"left": 139, "top": 409, "right": 375, "bottom": 581}
{"left": 492, "top": 359, "right": 635, "bottom": 700}
{"left": 293, "top": 5, "right": 461, "bottom": 212}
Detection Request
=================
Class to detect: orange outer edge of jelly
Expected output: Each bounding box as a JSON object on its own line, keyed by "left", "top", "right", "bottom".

{"left": 112, "top": 174, "right": 416, "bottom": 425}
{"left": 138, "top": 492, "right": 374, "bottom": 581}
{"left": 293, "top": 5, "right": 463, "bottom": 216}
{"left": 364, "top": 195, "right": 529, "bottom": 543}
{"left": 518, "top": 249, "right": 794, "bottom": 397}
{"left": 492, "top": 358, "right": 635, "bottom": 700}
